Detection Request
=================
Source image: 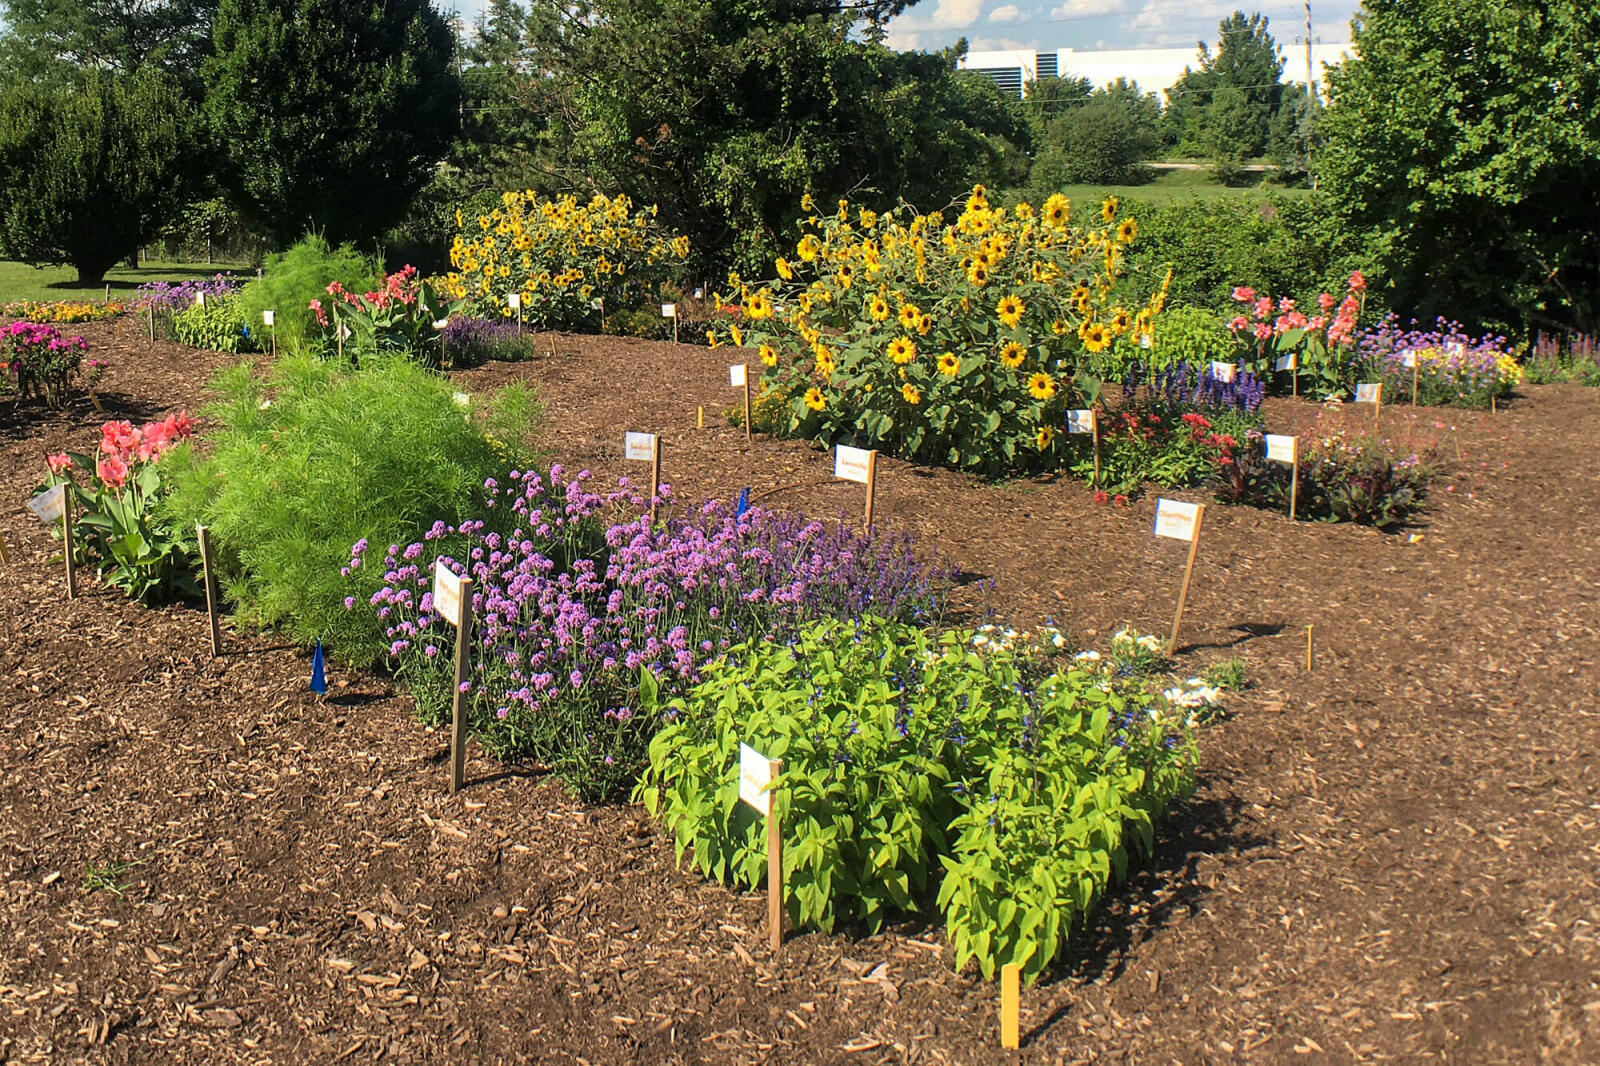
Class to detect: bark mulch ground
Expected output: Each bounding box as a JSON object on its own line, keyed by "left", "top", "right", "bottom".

{"left": 1, "top": 318, "right": 1597, "bottom": 1064}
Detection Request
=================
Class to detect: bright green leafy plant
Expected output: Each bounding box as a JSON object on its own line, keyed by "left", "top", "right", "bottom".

{"left": 171, "top": 296, "right": 256, "bottom": 352}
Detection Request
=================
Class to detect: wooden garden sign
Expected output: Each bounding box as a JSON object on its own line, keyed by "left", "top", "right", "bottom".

{"left": 1264, "top": 434, "right": 1299, "bottom": 520}
{"left": 433, "top": 560, "right": 475, "bottom": 795}
{"left": 1066, "top": 409, "right": 1099, "bottom": 489}
{"left": 507, "top": 291, "right": 522, "bottom": 334}
{"left": 626, "top": 431, "right": 663, "bottom": 525}
{"left": 1401, "top": 349, "right": 1419, "bottom": 406}
{"left": 432, "top": 319, "right": 450, "bottom": 366}
{"left": 1354, "top": 382, "right": 1382, "bottom": 425}
{"left": 28, "top": 482, "right": 74, "bottom": 598}
{"left": 737, "top": 741, "right": 784, "bottom": 954}
{"left": 730, "top": 363, "right": 751, "bottom": 440}
{"left": 262, "top": 310, "right": 277, "bottom": 357}
{"left": 1000, "top": 963, "right": 1021, "bottom": 1049}
{"left": 1209, "top": 361, "right": 1237, "bottom": 384}
{"left": 834, "top": 444, "right": 878, "bottom": 532}
{"left": 1275, "top": 352, "right": 1299, "bottom": 397}
{"left": 195, "top": 524, "right": 223, "bottom": 656}
{"left": 1154, "top": 498, "right": 1205, "bottom": 656}
{"left": 661, "top": 303, "right": 678, "bottom": 345}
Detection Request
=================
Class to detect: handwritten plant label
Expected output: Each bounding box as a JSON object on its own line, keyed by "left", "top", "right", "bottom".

{"left": 1274, "top": 353, "right": 1298, "bottom": 372}
{"left": 1154, "top": 498, "right": 1201, "bottom": 542}
{"left": 660, "top": 303, "right": 676, "bottom": 318}
{"left": 738, "top": 742, "right": 776, "bottom": 815}
{"left": 1065, "top": 409, "right": 1096, "bottom": 435}
{"left": 432, "top": 561, "right": 466, "bottom": 628}
{"left": 1400, "top": 349, "right": 1417, "bottom": 368}
{"left": 432, "top": 319, "right": 449, "bottom": 332}
{"left": 590, "top": 297, "right": 604, "bottom": 310}
{"left": 1264, "top": 434, "right": 1297, "bottom": 464}
{"left": 506, "top": 292, "right": 521, "bottom": 311}
{"left": 1209, "top": 361, "right": 1237, "bottom": 383}
{"left": 834, "top": 444, "right": 873, "bottom": 484}
{"left": 730, "top": 364, "right": 747, "bottom": 387}
{"left": 625, "top": 431, "right": 657, "bottom": 462}
{"left": 194, "top": 292, "right": 206, "bottom": 308}
{"left": 28, "top": 484, "right": 66, "bottom": 524}
{"left": 1354, "top": 382, "right": 1383, "bottom": 404}
{"left": 262, "top": 310, "right": 275, "bottom": 327}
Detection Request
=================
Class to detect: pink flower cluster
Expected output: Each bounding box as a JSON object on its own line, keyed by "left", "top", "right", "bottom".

{"left": 1227, "top": 271, "right": 1366, "bottom": 345}
{"left": 3, "top": 320, "right": 87, "bottom": 366}
{"left": 86, "top": 412, "right": 196, "bottom": 489}
{"left": 308, "top": 265, "right": 421, "bottom": 326}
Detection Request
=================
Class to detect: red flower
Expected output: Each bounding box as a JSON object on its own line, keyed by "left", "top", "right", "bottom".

{"left": 1093, "top": 490, "right": 1109, "bottom": 504}
{"left": 1113, "top": 494, "right": 1128, "bottom": 507}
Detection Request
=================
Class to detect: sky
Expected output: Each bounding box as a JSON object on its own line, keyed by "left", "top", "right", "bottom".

{"left": 882, "top": 0, "right": 1359, "bottom": 55}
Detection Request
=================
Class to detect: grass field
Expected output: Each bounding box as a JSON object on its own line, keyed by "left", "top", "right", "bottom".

{"left": 0, "top": 259, "right": 250, "bottom": 304}
{"left": 1058, "top": 166, "right": 1312, "bottom": 207}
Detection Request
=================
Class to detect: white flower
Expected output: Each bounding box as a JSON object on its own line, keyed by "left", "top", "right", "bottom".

{"left": 1137, "top": 634, "right": 1162, "bottom": 652}
{"left": 1074, "top": 650, "right": 1102, "bottom": 662}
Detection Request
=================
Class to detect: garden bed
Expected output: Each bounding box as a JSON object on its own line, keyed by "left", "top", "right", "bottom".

{"left": 2, "top": 317, "right": 1598, "bottom": 1062}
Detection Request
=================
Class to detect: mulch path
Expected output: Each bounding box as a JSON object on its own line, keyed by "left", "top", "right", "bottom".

{"left": 2, "top": 318, "right": 1597, "bottom": 1064}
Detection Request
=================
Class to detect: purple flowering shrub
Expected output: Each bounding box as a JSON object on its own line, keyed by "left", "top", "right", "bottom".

{"left": 1355, "top": 315, "right": 1521, "bottom": 409}
{"left": 2, "top": 321, "right": 90, "bottom": 406}
{"left": 131, "top": 273, "right": 245, "bottom": 313}
{"left": 349, "top": 467, "right": 942, "bottom": 798}
{"left": 441, "top": 316, "right": 532, "bottom": 365}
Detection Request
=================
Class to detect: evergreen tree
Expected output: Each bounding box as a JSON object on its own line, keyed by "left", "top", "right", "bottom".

{"left": 1162, "top": 11, "right": 1284, "bottom": 163}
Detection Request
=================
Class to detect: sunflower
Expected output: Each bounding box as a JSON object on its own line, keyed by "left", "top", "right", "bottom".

{"left": 897, "top": 303, "right": 921, "bottom": 329}
{"left": 1116, "top": 217, "right": 1137, "bottom": 243}
{"left": 1051, "top": 319, "right": 1071, "bottom": 337}
{"left": 1109, "top": 307, "right": 1132, "bottom": 334}
{"left": 916, "top": 313, "right": 932, "bottom": 336}
{"left": 966, "top": 185, "right": 989, "bottom": 212}
{"left": 705, "top": 330, "right": 721, "bottom": 349}
{"left": 745, "top": 289, "right": 774, "bottom": 320}
{"left": 1036, "top": 424, "right": 1056, "bottom": 450}
{"left": 815, "top": 350, "right": 835, "bottom": 375}
{"left": 999, "top": 341, "right": 1027, "bottom": 369}
{"left": 887, "top": 335, "right": 917, "bottom": 364}
{"left": 937, "top": 351, "right": 960, "bottom": 377}
{"left": 776, "top": 257, "right": 794, "bottom": 281}
{"left": 804, "top": 387, "right": 826, "bottom": 411}
{"left": 835, "top": 265, "right": 853, "bottom": 290}
{"left": 797, "top": 234, "right": 821, "bottom": 262}
{"left": 1101, "top": 196, "right": 1119, "bottom": 223}
{"left": 730, "top": 324, "right": 745, "bottom": 347}
{"left": 868, "top": 295, "right": 891, "bottom": 321}
{"left": 967, "top": 264, "right": 990, "bottom": 287}
{"left": 759, "top": 343, "right": 778, "bottom": 367}
{"left": 996, "top": 294, "right": 1024, "bottom": 328}
{"left": 1081, "top": 322, "right": 1110, "bottom": 353}
{"left": 902, "top": 383, "right": 922, "bottom": 405}
{"left": 1027, "top": 372, "right": 1056, "bottom": 400}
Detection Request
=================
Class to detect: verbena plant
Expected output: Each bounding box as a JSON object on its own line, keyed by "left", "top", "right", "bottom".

{"left": 638, "top": 616, "right": 1195, "bottom": 983}
{"left": 1356, "top": 315, "right": 1521, "bottom": 409}
{"left": 160, "top": 353, "right": 541, "bottom": 657}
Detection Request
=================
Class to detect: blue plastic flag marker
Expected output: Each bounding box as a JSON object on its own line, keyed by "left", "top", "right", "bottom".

{"left": 736, "top": 487, "right": 749, "bottom": 517}
{"left": 310, "top": 639, "right": 327, "bottom": 695}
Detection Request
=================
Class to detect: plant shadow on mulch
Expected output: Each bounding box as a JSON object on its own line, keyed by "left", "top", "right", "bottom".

{"left": 0, "top": 393, "right": 168, "bottom": 445}
{"left": 1174, "top": 620, "right": 1284, "bottom": 655}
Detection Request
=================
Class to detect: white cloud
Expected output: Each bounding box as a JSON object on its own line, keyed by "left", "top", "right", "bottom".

{"left": 924, "top": 0, "right": 986, "bottom": 29}
{"left": 988, "top": 4, "right": 1023, "bottom": 24}
{"left": 1050, "top": 0, "right": 1130, "bottom": 17}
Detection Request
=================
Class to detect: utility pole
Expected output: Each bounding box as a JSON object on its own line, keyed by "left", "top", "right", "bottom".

{"left": 1305, "top": 0, "right": 1317, "bottom": 190}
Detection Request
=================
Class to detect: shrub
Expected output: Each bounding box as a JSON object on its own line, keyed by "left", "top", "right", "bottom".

{"left": 43, "top": 414, "right": 200, "bottom": 603}
{"left": 159, "top": 353, "right": 541, "bottom": 657}
{"left": 1215, "top": 421, "right": 1438, "bottom": 526}
{"left": 1356, "top": 315, "right": 1520, "bottom": 408}
{"left": 1, "top": 321, "right": 89, "bottom": 406}
{"left": 439, "top": 316, "right": 533, "bottom": 365}
{"left": 638, "top": 615, "right": 1195, "bottom": 983}
{"left": 171, "top": 296, "right": 257, "bottom": 352}
{"left": 727, "top": 187, "right": 1169, "bottom": 475}
{"left": 355, "top": 494, "right": 943, "bottom": 800}
{"left": 440, "top": 191, "right": 690, "bottom": 329}
{"left": 233, "top": 234, "right": 379, "bottom": 356}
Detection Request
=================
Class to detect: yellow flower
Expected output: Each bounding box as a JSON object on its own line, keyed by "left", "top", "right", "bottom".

{"left": 967, "top": 263, "right": 989, "bottom": 287}
{"left": 835, "top": 264, "right": 853, "bottom": 289}
{"left": 996, "top": 294, "right": 1024, "bottom": 328}
{"left": 897, "top": 302, "right": 921, "bottom": 329}
{"left": 937, "top": 351, "right": 960, "bottom": 376}
{"left": 1027, "top": 372, "right": 1056, "bottom": 400}
{"left": 801, "top": 193, "right": 815, "bottom": 213}
{"left": 1036, "top": 425, "right": 1055, "bottom": 449}
{"left": 999, "top": 341, "right": 1027, "bottom": 369}
{"left": 868, "top": 295, "right": 891, "bottom": 321}
{"left": 1081, "top": 321, "right": 1110, "bottom": 353}
{"left": 1051, "top": 319, "right": 1070, "bottom": 336}
{"left": 1041, "top": 194, "right": 1070, "bottom": 228}
{"left": 1116, "top": 217, "right": 1137, "bottom": 243}
{"left": 730, "top": 324, "right": 745, "bottom": 347}
{"left": 966, "top": 185, "right": 989, "bottom": 212}
{"left": 776, "top": 257, "right": 794, "bottom": 281}
{"left": 859, "top": 208, "right": 878, "bottom": 229}
{"left": 745, "top": 289, "right": 774, "bottom": 320}
{"left": 804, "top": 386, "right": 825, "bottom": 411}
{"left": 1101, "top": 196, "right": 1119, "bottom": 223}
{"left": 759, "top": 343, "right": 778, "bottom": 367}
{"left": 887, "top": 336, "right": 917, "bottom": 364}
{"left": 797, "top": 234, "right": 821, "bottom": 262}
{"left": 1109, "top": 307, "right": 1132, "bottom": 334}
{"left": 815, "top": 348, "right": 836, "bottom": 375}
{"left": 916, "top": 313, "right": 932, "bottom": 336}
{"left": 706, "top": 330, "right": 721, "bottom": 349}
{"left": 902, "top": 383, "right": 922, "bottom": 405}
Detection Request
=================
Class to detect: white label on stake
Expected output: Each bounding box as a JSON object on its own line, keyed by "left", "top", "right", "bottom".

{"left": 1210, "top": 361, "right": 1237, "bottom": 383}
{"left": 262, "top": 310, "right": 275, "bottom": 327}
{"left": 1154, "top": 498, "right": 1201, "bottom": 542}
{"left": 506, "top": 292, "right": 521, "bottom": 310}
{"left": 433, "top": 561, "right": 465, "bottom": 628}
{"left": 1355, "top": 382, "right": 1383, "bottom": 405}
{"left": 738, "top": 742, "right": 775, "bottom": 816}
{"left": 1265, "top": 434, "right": 1297, "bottom": 464}
{"left": 661, "top": 303, "right": 676, "bottom": 318}
{"left": 1140, "top": 333, "right": 1153, "bottom": 349}
{"left": 335, "top": 323, "right": 351, "bottom": 341}
{"left": 451, "top": 391, "right": 471, "bottom": 408}
{"left": 1400, "top": 349, "right": 1417, "bottom": 368}
{"left": 1446, "top": 341, "right": 1465, "bottom": 357}
{"left": 730, "top": 364, "right": 747, "bottom": 387}
{"left": 625, "top": 431, "right": 657, "bottom": 462}
{"left": 1274, "top": 353, "right": 1298, "bottom": 372}
{"left": 1066, "top": 409, "right": 1096, "bottom": 435}
{"left": 591, "top": 297, "right": 604, "bottom": 310}
{"left": 834, "top": 444, "right": 873, "bottom": 484}
{"left": 432, "top": 319, "right": 449, "bottom": 332}
{"left": 693, "top": 288, "right": 705, "bottom": 300}
{"left": 194, "top": 293, "right": 206, "bottom": 308}
{"left": 28, "top": 484, "right": 66, "bottom": 524}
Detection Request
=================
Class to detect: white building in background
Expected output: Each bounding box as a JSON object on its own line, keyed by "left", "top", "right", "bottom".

{"left": 958, "top": 44, "right": 1352, "bottom": 100}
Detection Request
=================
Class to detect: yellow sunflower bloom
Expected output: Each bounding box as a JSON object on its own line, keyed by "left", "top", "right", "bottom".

{"left": 1051, "top": 319, "right": 1070, "bottom": 336}
{"left": 730, "top": 325, "right": 745, "bottom": 347}
{"left": 937, "top": 351, "right": 960, "bottom": 376}
{"left": 1101, "top": 196, "right": 1119, "bottom": 223}
{"left": 797, "top": 234, "right": 821, "bottom": 262}
{"left": 887, "top": 335, "right": 917, "bottom": 364}
{"left": 759, "top": 343, "right": 778, "bottom": 367}
{"left": 967, "top": 264, "right": 989, "bottom": 287}
{"left": 804, "top": 387, "right": 825, "bottom": 411}
{"left": 1116, "top": 217, "right": 1137, "bottom": 243}
{"left": 745, "top": 289, "right": 774, "bottom": 320}
{"left": 1081, "top": 322, "right": 1110, "bottom": 353}
{"left": 1041, "top": 193, "right": 1070, "bottom": 228}
{"left": 902, "top": 383, "right": 922, "bottom": 405}
{"left": 776, "top": 257, "right": 794, "bottom": 281}
{"left": 999, "top": 341, "right": 1027, "bottom": 369}
{"left": 1027, "top": 372, "right": 1056, "bottom": 400}
{"left": 996, "top": 294, "right": 1024, "bottom": 328}
{"left": 897, "top": 303, "right": 921, "bottom": 329}
{"left": 869, "top": 295, "right": 891, "bottom": 321}
{"left": 916, "top": 313, "right": 932, "bottom": 336}
{"left": 1036, "top": 424, "right": 1055, "bottom": 449}
{"left": 1109, "top": 307, "right": 1132, "bottom": 334}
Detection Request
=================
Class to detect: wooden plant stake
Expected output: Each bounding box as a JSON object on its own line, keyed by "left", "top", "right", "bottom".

{"left": 697, "top": 405, "right": 705, "bottom": 430}
{"left": 834, "top": 444, "right": 878, "bottom": 533}
{"left": 508, "top": 291, "right": 523, "bottom": 335}
{"left": 147, "top": 304, "right": 156, "bottom": 345}
{"left": 1066, "top": 409, "right": 1098, "bottom": 489}
{"left": 263, "top": 310, "right": 277, "bottom": 357}
{"left": 433, "top": 561, "right": 475, "bottom": 795}
{"left": 195, "top": 524, "right": 223, "bottom": 656}
{"left": 626, "top": 432, "right": 663, "bottom": 525}
{"left": 731, "top": 364, "right": 751, "bottom": 441}
{"left": 63, "top": 491, "right": 77, "bottom": 598}
{"left": 737, "top": 742, "right": 784, "bottom": 954}
{"left": 1264, "top": 435, "right": 1299, "bottom": 520}
{"left": 662, "top": 303, "right": 678, "bottom": 345}
{"left": 1404, "top": 350, "right": 1419, "bottom": 407}
{"left": 28, "top": 482, "right": 74, "bottom": 596}
{"left": 1154, "top": 499, "right": 1205, "bottom": 656}
{"left": 0, "top": 529, "right": 10, "bottom": 564}
{"left": 104, "top": 283, "right": 110, "bottom": 301}
{"left": 1355, "top": 382, "right": 1382, "bottom": 427}
{"left": 1305, "top": 623, "right": 1314, "bottom": 673}
{"left": 1000, "top": 963, "right": 1021, "bottom": 1049}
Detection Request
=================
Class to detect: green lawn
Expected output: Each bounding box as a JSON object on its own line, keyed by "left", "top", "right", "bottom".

{"left": 0, "top": 259, "right": 251, "bottom": 304}
{"left": 1057, "top": 167, "right": 1312, "bottom": 207}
